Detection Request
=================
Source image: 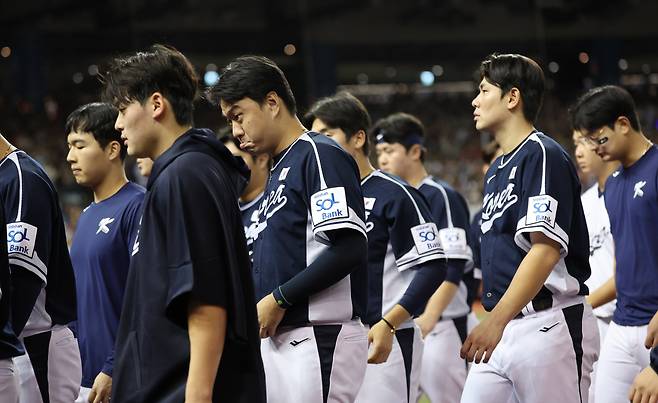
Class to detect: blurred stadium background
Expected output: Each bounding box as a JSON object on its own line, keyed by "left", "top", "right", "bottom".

{"left": 1, "top": 0, "right": 657, "bottom": 243}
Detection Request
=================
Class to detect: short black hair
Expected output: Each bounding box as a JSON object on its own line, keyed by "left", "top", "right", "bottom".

{"left": 480, "top": 53, "right": 545, "bottom": 123}
{"left": 207, "top": 55, "right": 297, "bottom": 115}
{"left": 569, "top": 85, "right": 641, "bottom": 133}
{"left": 371, "top": 112, "right": 426, "bottom": 161}
{"left": 304, "top": 92, "right": 372, "bottom": 155}
{"left": 65, "top": 102, "right": 126, "bottom": 160}
{"left": 101, "top": 44, "right": 199, "bottom": 126}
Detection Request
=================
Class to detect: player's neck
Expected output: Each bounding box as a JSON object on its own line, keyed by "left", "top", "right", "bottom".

{"left": 596, "top": 162, "right": 619, "bottom": 192}
{"left": 0, "top": 136, "right": 15, "bottom": 160}
{"left": 494, "top": 117, "right": 535, "bottom": 155}
{"left": 93, "top": 166, "right": 128, "bottom": 203}
{"left": 405, "top": 164, "right": 429, "bottom": 188}
{"left": 354, "top": 153, "right": 375, "bottom": 180}
{"left": 620, "top": 132, "right": 653, "bottom": 168}
{"left": 150, "top": 123, "right": 192, "bottom": 160}
{"left": 274, "top": 116, "right": 306, "bottom": 156}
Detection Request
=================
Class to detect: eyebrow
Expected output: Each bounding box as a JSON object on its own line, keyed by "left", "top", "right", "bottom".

{"left": 69, "top": 139, "right": 86, "bottom": 146}
{"left": 225, "top": 105, "right": 239, "bottom": 120}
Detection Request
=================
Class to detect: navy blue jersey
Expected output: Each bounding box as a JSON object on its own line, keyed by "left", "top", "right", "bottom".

{"left": 0, "top": 203, "right": 24, "bottom": 360}
{"left": 652, "top": 347, "right": 658, "bottom": 374}
{"left": 0, "top": 150, "right": 76, "bottom": 336}
{"left": 251, "top": 132, "right": 367, "bottom": 327}
{"left": 361, "top": 170, "right": 445, "bottom": 327}
{"left": 604, "top": 145, "right": 658, "bottom": 326}
{"left": 70, "top": 182, "right": 144, "bottom": 388}
{"left": 480, "top": 132, "right": 590, "bottom": 312}
{"left": 112, "top": 129, "right": 265, "bottom": 403}
{"left": 240, "top": 192, "right": 264, "bottom": 262}
{"left": 466, "top": 209, "right": 484, "bottom": 305}
{"left": 418, "top": 176, "right": 474, "bottom": 318}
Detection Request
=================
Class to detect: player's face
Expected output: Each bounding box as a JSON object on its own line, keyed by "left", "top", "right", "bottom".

{"left": 572, "top": 130, "right": 604, "bottom": 175}
{"left": 311, "top": 118, "right": 355, "bottom": 155}
{"left": 376, "top": 142, "right": 411, "bottom": 177}
{"left": 221, "top": 98, "right": 276, "bottom": 155}
{"left": 582, "top": 123, "right": 626, "bottom": 162}
{"left": 66, "top": 131, "right": 113, "bottom": 187}
{"left": 472, "top": 78, "right": 508, "bottom": 132}
{"left": 224, "top": 140, "right": 256, "bottom": 171}
{"left": 115, "top": 100, "right": 157, "bottom": 158}
{"left": 135, "top": 158, "right": 154, "bottom": 177}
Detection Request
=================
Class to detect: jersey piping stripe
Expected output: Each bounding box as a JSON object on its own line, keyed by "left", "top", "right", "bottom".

{"left": 0, "top": 151, "right": 24, "bottom": 221}
{"left": 420, "top": 177, "right": 454, "bottom": 228}
{"left": 239, "top": 192, "right": 264, "bottom": 212}
{"left": 299, "top": 133, "right": 327, "bottom": 189}
{"left": 529, "top": 133, "right": 549, "bottom": 196}
{"left": 365, "top": 171, "right": 426, "bottom": 223}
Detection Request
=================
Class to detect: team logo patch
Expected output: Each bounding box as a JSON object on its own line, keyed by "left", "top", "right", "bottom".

{"left": 411, "top": 223, "right": 441, "bottom": 255}
{"left": 311, "top": 187, "right": 349, "bottom": 225}
{"left": 96, "top": 217, "right": 115, "bottom": 234}
{"left": 438, "top": 227, "right": 467, "bottom": 255}
{"left": 6, "top": 222, "right": 38, "bottom": 258}
{"left": 525, "top": 195, "right": 558, "bottom": 227}
{"left": 509, "top": 166, "right": 518, "bottom": 180}
{"left": 633, "top": 181, "right": 646, "bottom": 198}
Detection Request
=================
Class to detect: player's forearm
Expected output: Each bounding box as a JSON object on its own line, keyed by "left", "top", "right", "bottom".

{"left": 398, "top": 258, "right": 446, "bottom": 316}
{"left": 383, "top": 304, "right": 412, "bottom": 329}
{"left": 488, "top": 236, "right": 560, "bottom": 325}
{"left": 586, "top": 276, "right": 616, "bottom": 308}
{"left": 274, "top": 229, "right": 366, "bottom": 307}
{"left": 421, "top": 280, "right": 459, "bottom": 321}
{"left": 186, "top": 302, "right": 227, "bottom": 401}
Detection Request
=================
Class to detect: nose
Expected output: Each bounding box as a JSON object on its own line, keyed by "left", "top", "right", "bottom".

{"left": 114, "top": 114, "right": 123, "bottom": 132}
{"left": 66, "top": 147, "right": 76, "bottom": 163}
{"left": 574, "top": 144, "right": 584, "bottom": 158}
{"left": 232, "top": 122, "right": 245, "bottom": 138}
{"left": 471, "top": 94, "right": 479, "bottom": 108}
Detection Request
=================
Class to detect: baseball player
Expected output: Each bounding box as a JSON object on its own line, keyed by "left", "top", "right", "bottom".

{"left": 211, "top": 56, "right": 369, "bottom": 403}
{"left": 461, "top": 53, "right": 599, "bottom": 403}
{"left": 0, "top": 131, "right": 81, "bottom": 403}
{"left": 65, "top": 102, "right": 144, "bottom": 403}
{"left": 103, "top": 44, "right": 266, "bottom": 402}
{"left": 373, "top": 112, "right": 477, "bottom": 403}
{"left": 220, "top": 133, "right": 269, "bottom": 259}
{"left": 305, "top": 92, "right": 447, "bottom": 403}
{"left": 571, "top": 127, "right": 618, "bottom": 402}
{"left": 0, "top": 202, "right": 24, "bottom": 403}
{"left": 570, "top": 85, "right": 658, "bottom": 403}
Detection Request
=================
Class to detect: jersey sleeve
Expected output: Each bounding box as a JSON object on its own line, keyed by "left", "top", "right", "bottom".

{"left": 423, "top": 183, "right": 473, "bottom": 261}
{"left": 651, "top": 347, "right": 658, "bottom": 374}
{"left": 514, "top": 142, "right": 574, "bottom": 256}
{"left": 386, "top": 186, "right": 445, "bottom": 272}
{"left": 303, "top": 140, "right": 367, "bottom": 242}
{"left": 159, "top": 160, "right": 230, "bottom": 327}
{"left": 4, "top": 170, "right": 53, "bottom": 284}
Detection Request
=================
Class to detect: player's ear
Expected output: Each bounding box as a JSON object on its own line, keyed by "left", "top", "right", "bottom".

{"left": 106, "top": 140, "right": 122, "bottom": 161}
{"left": 409, "top": 144, "right": 423, "bottom": 161}
{"left": 614, "top": 116, "right": 631, "bottom": 136}
{"left": 351, "top": 130, "right": 366, "bottom": 151}
{"left": 150, "top": 92, "right": 165, "bottom": 120}
{"left": 263, "top": 91, "right": 280, "bottom": 118}
{"left": 506, "top": 87, "right": 521, "bottom": 111}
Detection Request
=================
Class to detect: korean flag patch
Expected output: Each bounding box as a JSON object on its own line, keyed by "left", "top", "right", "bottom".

{"left": 526, "top": 195, "right": 558, "bottom": 228}
{"left": 6, "top": 222, "right": 38, "bottom": 258}
{"left": 311, "top": 187, "right": 349, "bottom": 225}
{"left": 411, "top": 223, "right": 442, "bottom": 255}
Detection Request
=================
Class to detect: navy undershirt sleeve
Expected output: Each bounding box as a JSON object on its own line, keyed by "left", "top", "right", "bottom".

{"left": 445, "top": 259, "right": 466, "bottom": 285}
{"left": 651, "top": 347, "right": 658, "bottom": 375}
{"left": 10, "top": 269, "right": 42, "bottom": 335}
{"left": 273, "top": 229, "right": 366, "bottom": 307}
{"left": 398, "top": 259, "right": 447, "bottom": 316}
